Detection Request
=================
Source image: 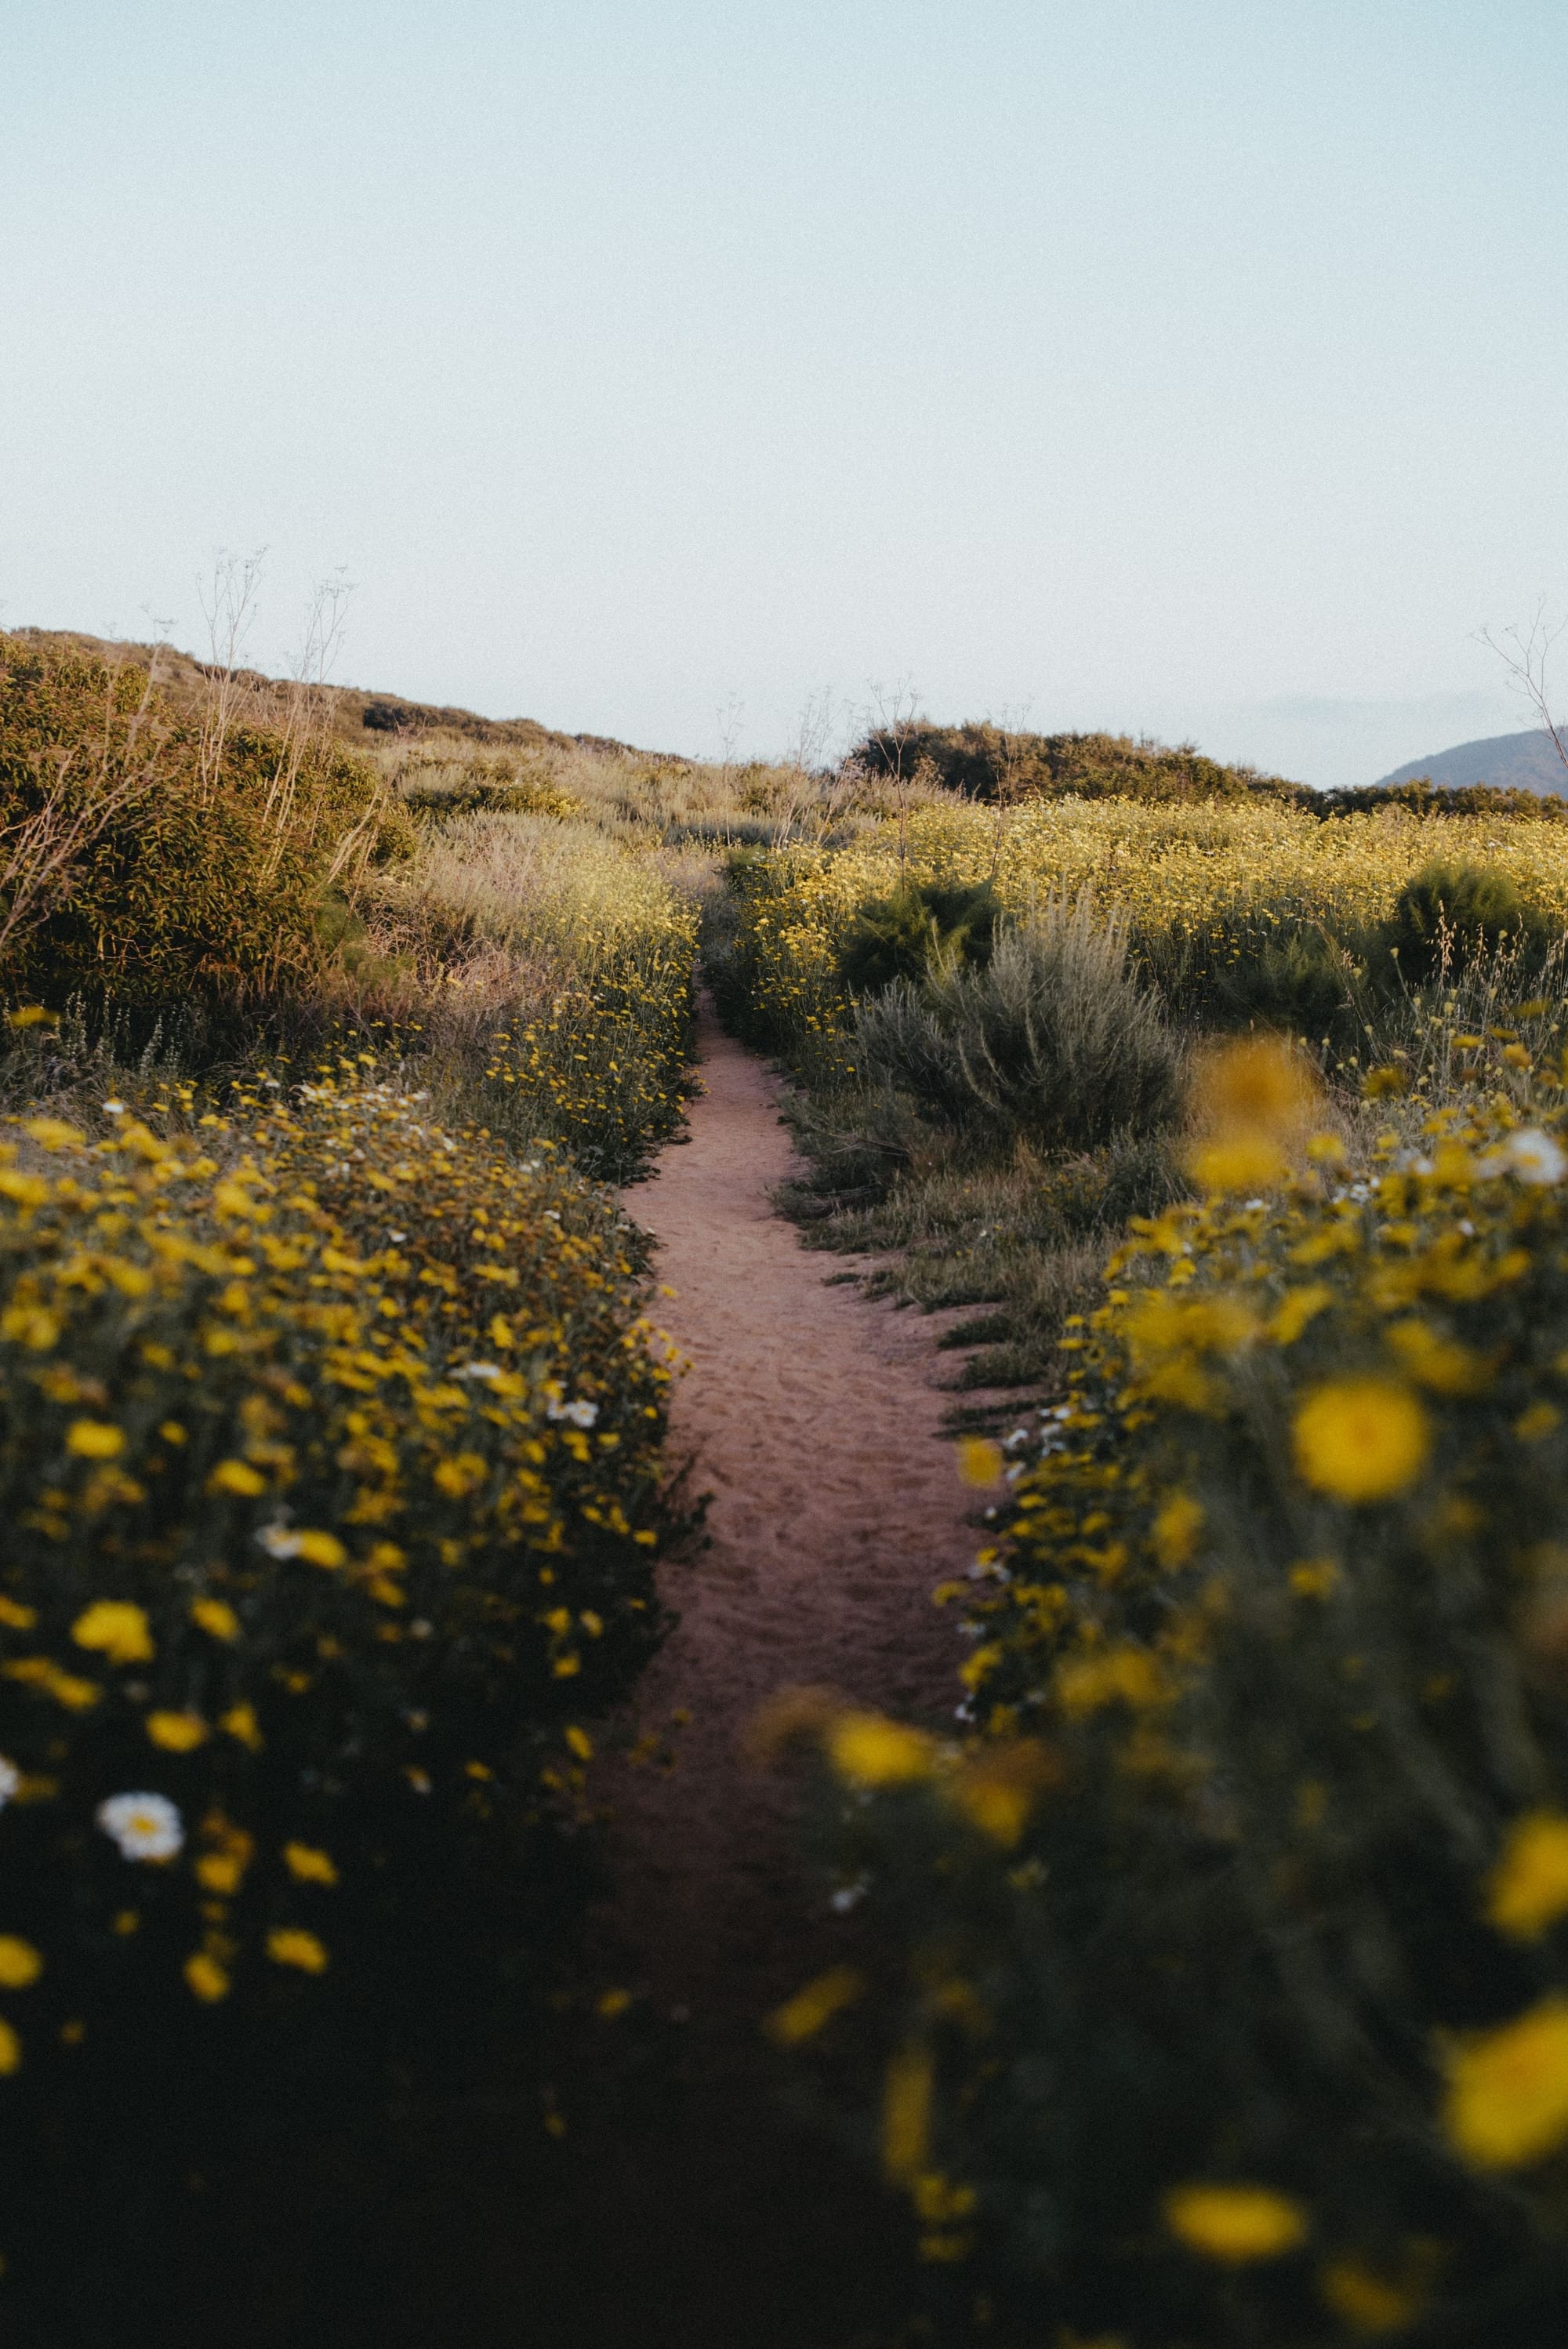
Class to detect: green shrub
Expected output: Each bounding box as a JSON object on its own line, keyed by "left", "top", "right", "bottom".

{"left": 839, "top": 881, "right": 1000, "bottom": 996}
{"left": 1381, "top": 859, "right": 1552, "bottom": 986}
{"left": 0, "top": 635, "right": 412, "bottom": 1012}
{"left": 1208, "top": 920, "right": 1366, "bottom": 1040}
{"left": 852, "top": 722, "right": 1303, "bottom": 806}
{"left": 852, "top": 900, "right": 1182, "bottom": 1154}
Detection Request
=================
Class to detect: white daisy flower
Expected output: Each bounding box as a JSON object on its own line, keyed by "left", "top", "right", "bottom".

{"left": 0, "top": 1757, "right": 19, "bottom": 1809}
{"left": 96, "top": 1792, "right": 183, "bottom": 1861}
{"left": 453, "top": 1362, "right": 501, "bottom": 1382}
{"left": 546, "top": 1397, "right": 599, "bottom": 1429}
{"left": 101, "top": 1100, "right": 126, "bottom": 1116}
{"left": 254, "top": 1523, "right": 303, "bottom": 1559}
{"left": 1506, "top": 1127, "right": 1568, "bottom": 1185}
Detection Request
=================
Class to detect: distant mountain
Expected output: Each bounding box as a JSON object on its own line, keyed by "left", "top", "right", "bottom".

{"left": 1371, "top": 727, "right": 1568, "bottom": 798}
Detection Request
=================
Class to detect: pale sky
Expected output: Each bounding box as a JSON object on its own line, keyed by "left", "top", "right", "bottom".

{"left": 4, "top": 1, "right": 1566, "bottom": 784}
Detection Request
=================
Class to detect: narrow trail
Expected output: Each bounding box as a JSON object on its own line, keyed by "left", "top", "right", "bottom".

{"left": 614, "top": 999, "right": 978, "bottom": 2010}
{"left": 536, "top": 1003, "right": 989, "bottom": 2347}
{"left": 334, "top": 1009, "right": 995, "bottom": 2349}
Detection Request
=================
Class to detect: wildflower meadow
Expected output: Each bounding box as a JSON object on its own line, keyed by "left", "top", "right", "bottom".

{"left": 12, "top": 622, "right": 1568, "bottom": 2347}
{"left": 724, "top": 785, "right": 1568, "bottom": 2344}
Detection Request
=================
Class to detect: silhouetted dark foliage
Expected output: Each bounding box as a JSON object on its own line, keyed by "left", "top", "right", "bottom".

{"left": 838, "top": 879, "right": 1000, "bottom": 994}
{"left": 852, "top": 722, "right": 1305, "bottom": 806}
{"left": 1313, "top": 779, "right": 1568, "bottom": 821}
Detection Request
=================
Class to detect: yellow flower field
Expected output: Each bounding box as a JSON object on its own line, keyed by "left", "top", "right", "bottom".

{"left": 0, "top": 1073, "right": 676, "bottom": 2162}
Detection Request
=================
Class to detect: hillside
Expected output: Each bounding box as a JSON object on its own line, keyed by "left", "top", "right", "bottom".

{"left": 7, "top": 628, "right": 680, "bottom": 762}
{"left": 855, "top": 719, "right": 1305, "bottom": 804}
{"left": 1372, "top": 724, "right": 1568, "bottom": 797}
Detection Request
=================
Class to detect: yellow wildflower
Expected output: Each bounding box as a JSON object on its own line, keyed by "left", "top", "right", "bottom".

{"left": 1443, "top": 1996, "right": 1568, "bottom": 2168}
{"left": 1189, "top": 1133, "right": 1289, "bottom": 1193}
{"left": 0, "top": 1937, "right": 42, "bottom": 1988}
{"left": 1293, "top": 1378, "right": 1431, "bottom": 1503}
{"left": 207, "top": 1459, "right": 267, "bottom": 1497}
{"left": 65, "top": 1420, "right": 124, "bottom": 1460}
{"left": 183, "top": 1951, "right": 230, "bottom": 2003}
{"left": 2, "top": 1658, "right": 100, "bottom": 1711}
{"left": 1265, "top": 1283, "right": 1334, "bottom": 1348}
{"left": 294, "top": 1531, "right": 347, "bottom": 1570}
{"left": 1194, "top": 1036, "right": 1319, "bottom": 1136}
{"left": 766, "top": 1966, "right": 865, "bottom": 2046}
{"left": 190, "top": 1599, "right": 241, "bottom": 1643}
{"left": 1486, "top": 1813, "right": 1568, "bottom": 1941}
{"left": 1164, "top": 2183, "right": 1308, "bottom": 2264}
{"left": 147, "top": 1710, "right": 209, "bottom": 1752}
{"left": 267, "top": 1927, "right": 329, "bottom": 1973}
{"left": 0, "top": 2020, "right": 20, "bottom": 2075}
{"left": 71, "top": 1600, "right": 154, "bottom": 1666}
{"left": 220, "top": 1701, "right": 263, "bottom": 1751}
{"left": 957, "top": 1436, "right": 1004, "bottom": 1487}
{"left": 2, "top": 1305, "right": 60, "bottom": 1350}
{"left": 194, "top": 1853, "right": 244, "bottom": 1895}
{"left": 826, "top": 1711, "right": 936, "bottom": 1788}
{"left": 283, "top": 1842, "right": 339, "bottom": 1886}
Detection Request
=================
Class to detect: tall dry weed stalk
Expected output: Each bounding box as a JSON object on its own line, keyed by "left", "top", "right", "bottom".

{"left": 0, "top": 641, "right": 161, "bottom": 964}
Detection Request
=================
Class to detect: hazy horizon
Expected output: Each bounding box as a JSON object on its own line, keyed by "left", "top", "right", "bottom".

{"left": 4, "top": 1, "right": 1566, "bottom": 786}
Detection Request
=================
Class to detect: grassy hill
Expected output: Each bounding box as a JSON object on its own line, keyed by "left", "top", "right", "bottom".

{"left": 6, "top": 628, "right": 680, "bottom": 762}
{"left": 1372, "top": 724, "right": 1568, "bottom": 797}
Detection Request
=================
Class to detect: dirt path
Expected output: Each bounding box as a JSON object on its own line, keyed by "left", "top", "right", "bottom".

{"left": 289, "top": 1010, "right": 992, "bottom": 2349}
{"left": 533, "top": 1003, "right": 985, "bottom": 2346}
{"left": 615, "top": 1000, "right": 978, "bottom": 1998}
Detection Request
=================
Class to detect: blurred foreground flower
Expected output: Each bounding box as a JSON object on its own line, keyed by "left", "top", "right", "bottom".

{"left": 827, "top": 1712, "right": 936, "bottom": 1788}
{"left": 1443, "top": 1997, "right": 1568, "bottom": 2169}
{"left": 1164, "top": 2183, "right": 1308, "bottom": 2264}
{"left": 1293, "top": 1378, "right": 1431, "bottom": 1504}
{"left": 1187, "top": 1036, "right": 1321, "bottom": 1195}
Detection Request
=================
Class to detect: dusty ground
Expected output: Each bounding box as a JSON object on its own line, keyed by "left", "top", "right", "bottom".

{"left": 517, "top": 1003, "right": 988, "bottom": 2347}
{"left": 612, "top": 1000, "right": 978, "bottom": 2017}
